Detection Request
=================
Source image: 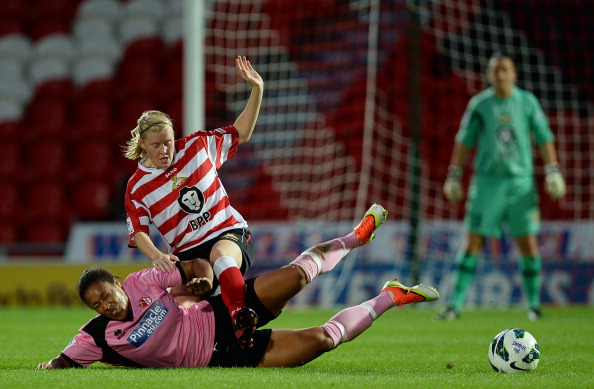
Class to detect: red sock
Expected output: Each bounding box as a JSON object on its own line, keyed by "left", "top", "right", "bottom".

{"left": 213, "top": 256, "right": 246, "bottom": 314}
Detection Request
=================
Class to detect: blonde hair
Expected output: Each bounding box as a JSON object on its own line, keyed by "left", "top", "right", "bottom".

{"left": 123, "top": 110, "right": 173, "bottom": 160}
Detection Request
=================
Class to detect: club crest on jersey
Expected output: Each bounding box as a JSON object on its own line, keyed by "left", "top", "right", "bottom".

{"left": 496, "top": 126, "right": 516, "bottom": 145}
{"left": 137, "top": 297, "right": 152, "bottom": 307}
{"left": 171, "top": 175, "right": 188, "bottom": 190}
{"left": 178, "top": 186, "right": 205, "bottom": 214}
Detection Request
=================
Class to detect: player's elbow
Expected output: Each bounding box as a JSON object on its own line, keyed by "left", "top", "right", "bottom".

{"left": 238, "top": 131, "right": 253, "bottom": 145}
{"left": 233, "top": 118, "right": 257, "bottom": 144}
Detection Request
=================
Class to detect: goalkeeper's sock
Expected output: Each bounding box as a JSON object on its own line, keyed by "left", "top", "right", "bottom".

{"left": 321, "top": 291, "right": 394, "bottom": 348}
{"left": 449, "top": 252, "right": 478, "bottom": 311}
{"left": 289, "top": 234, "right": 359, "bottom": 283}
{"left": 213, "top": 256, "right": 246, "bottom": 314}
{"left": 520, "top": 255, "right": 542, "bottom": 310}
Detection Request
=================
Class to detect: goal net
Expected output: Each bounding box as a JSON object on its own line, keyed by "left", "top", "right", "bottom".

{"left": 204, "top": 0, "right": 592, "bottom": 222}
{"left": 203, "top": 0, "right": 593, "bottom": 305}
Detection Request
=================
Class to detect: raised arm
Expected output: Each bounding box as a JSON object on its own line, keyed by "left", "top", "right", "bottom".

{"left": 233, "top": 56, "right": 264, "bottom": 144}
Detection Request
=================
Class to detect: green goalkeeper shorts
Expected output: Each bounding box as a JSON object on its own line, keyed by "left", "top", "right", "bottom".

{"left": 464, "top": 174, "right": 540, "bottom": 238}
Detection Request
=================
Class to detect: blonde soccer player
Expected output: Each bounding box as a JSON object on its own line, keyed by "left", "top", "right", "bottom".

{"left": 122, "top": 56, "right": 263, "bottom": 347}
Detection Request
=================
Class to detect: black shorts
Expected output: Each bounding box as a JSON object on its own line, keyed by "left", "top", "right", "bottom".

{"left": 206, "top": 278, "right": 277, "bottom": 367}
{"left": 176, "top": 228, "right": 255, "bottom": 294}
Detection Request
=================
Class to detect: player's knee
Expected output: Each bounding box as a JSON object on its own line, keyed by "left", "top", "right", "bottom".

{"left": 299, "top": 327, "right": 334, "bottom": 353}
{"left": 315, "top": 328, "right": 335, "bottom": 352}
{"left": 290, "top": 265, "right": 309, "bottom": 287}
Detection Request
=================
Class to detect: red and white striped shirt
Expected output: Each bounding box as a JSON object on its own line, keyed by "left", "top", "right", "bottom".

{"left": 125, "top": 126, "right": 247, "bottom": 253}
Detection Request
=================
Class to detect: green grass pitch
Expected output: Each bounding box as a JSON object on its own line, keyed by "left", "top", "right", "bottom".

{"left": 1, "top": 305, "right": 592, "bottom": 388}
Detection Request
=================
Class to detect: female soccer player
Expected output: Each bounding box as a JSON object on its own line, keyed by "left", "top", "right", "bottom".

{"left": 37, "top": 204, "right": 439, "bottom": 369}
{"left": 122, "top": 56, "right": 263, "bottom": 347}
{"left": 437, "top": 54, "right": 566, "bottom": 321}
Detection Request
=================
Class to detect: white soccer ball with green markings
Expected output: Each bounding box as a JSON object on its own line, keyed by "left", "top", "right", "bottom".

{"left": 488, "top": 328, "right": 540, "bottom": 373}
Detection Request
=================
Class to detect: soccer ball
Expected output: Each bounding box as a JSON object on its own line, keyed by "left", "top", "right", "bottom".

{"left": 488, "top": 328, "right": 540, "bottom": 373}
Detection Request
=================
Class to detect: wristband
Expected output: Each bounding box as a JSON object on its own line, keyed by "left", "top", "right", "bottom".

{"left": 545, "top": 163, "right": 561, "bottom": 176}
{"left": 447, "top": 165, "right": 463, "bottom": 180}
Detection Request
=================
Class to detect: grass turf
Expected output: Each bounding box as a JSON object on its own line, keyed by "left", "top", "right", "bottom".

{"left": 1, "top": 305, "right": 592, "bottom": 388}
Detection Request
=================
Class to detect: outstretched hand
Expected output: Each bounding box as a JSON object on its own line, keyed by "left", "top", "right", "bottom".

{"left": 236, "top": 56, "right": 263, "bottom": 89}
{"left": 186, "top": 277, "right": 213, "bottom": 296}
{"left": 443, "top": 165, "right": 464, "bottom": 204}
{"left": 36, "top": 362, "right": 52, "bottom": 370}
{"left": 151, "top": 253, "right": 179, "bottom": 273}
{"left": 544, "top": 163, "right": 566, "bottom": 200}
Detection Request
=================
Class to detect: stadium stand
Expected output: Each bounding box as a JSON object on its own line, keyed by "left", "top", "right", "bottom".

{"left": 0, "top": 0, "right": 591, "bottom": 252}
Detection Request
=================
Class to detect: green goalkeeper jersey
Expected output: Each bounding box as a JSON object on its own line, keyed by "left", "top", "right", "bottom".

{"left": 456, "top": 86, "right": 554, "bottom": 177}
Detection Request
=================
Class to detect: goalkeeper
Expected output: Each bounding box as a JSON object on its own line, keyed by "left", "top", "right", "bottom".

{"left": 437, "top": 54, "right": 566, "bottom": 321}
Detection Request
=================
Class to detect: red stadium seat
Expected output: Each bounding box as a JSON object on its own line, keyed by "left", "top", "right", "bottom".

{"left": 0, "top": 0, "right": 29, "bottom": 22}
{"left": 26, "top": 0, "right": 78, "bottom": 40}
{"left": 75, "top": 79, "right": 117, "bottom": 101}
{"left": 163, "top": 97, "right": 183, "bottom": 134}
{"left": 27, "top": 140, "right": 67, "bottom": 180}
{"left": 26, "top": 98, "right": 71, "bottom": 141}
{"left": 22, "top": 180, "right": 73, "bottom": 229}
{"left": 34, "top": 79, "right": 75, "bottom": 101}
{"left": 0, "top": 223, "right": 17, "bottom": 243}
{"left": 124, "top": 36, "right": 165, "bottom": 59}
{"left": 72, "top": 179, "right": 113, "bottom": 220}
{"left": 0, "top": 140, "right": 22, "bottom": 183}
{"left": 69, "top": 140, "right": 117, "bottom": 185}
{"left": 0, "top": 183, "right": 20, "bottom": 220}
{"left": 71, "top": 98, "right": 113, "bottom": 140}
{"left": 115, "top": 97, "right": 158, "bottom": 142}
{"left": 0, "top": 120, "right": 25, "bottom": 138}
{"left": 117, "top": 154, "right": 140, "bottom": 180}
{"left": 166, "top": 39, "right": 183, "bottom": 60}
{"left": 116, "top": 57, "right": 160, "bottom": 99}
{"left": 22, "top": 222, "right": 67, "bottom": 243}
{"left": 0, "top": 17, "right": 24, "bottom": 36}
{"left": 27, "top": 18, "right": 70, "bottom": 41}
{"left": 161, "top": 54, "right": 183, "bottom": 101}
{"left": 23, "top": 181, "right": 64, "bottom": 212}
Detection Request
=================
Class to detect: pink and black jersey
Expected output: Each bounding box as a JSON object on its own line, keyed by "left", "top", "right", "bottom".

{"left": 61, "top": 267, "right": 216, "bottom": 368}
{"left": 125, "top": 126, "right": 248, "bottom": 253}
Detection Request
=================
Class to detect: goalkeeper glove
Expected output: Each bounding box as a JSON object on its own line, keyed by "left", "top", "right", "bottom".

{"left": 544, "top": 163, "right": 566, "bottom": 200}
{"left": 443, "top": 165, "right": 464, "bottom": 204}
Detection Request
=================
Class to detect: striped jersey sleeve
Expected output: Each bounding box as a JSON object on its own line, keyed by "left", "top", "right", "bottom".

{"left": 125, "top": 125, "right": 247, "bottom": 252}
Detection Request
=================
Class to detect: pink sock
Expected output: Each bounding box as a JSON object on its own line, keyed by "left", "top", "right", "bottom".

{"left": 321, "top": 291, "right": 395, "bottom": 348}
{"left": 289, "top": 234, "right": 360, "bottom": 283}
